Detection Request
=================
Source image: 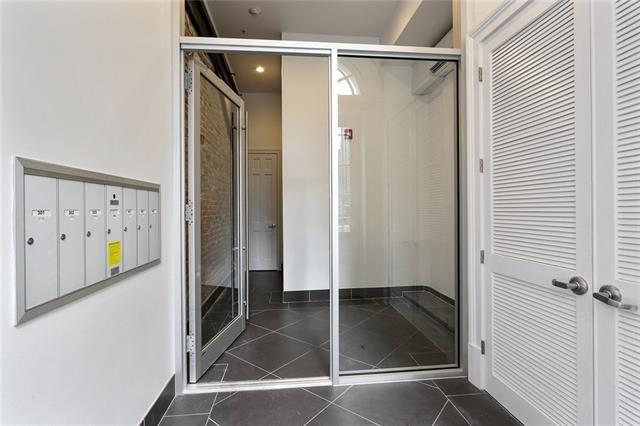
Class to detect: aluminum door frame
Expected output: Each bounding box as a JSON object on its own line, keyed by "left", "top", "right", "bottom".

{"left": 178, "top": 37, "right": 463, "bottom": 395}
{"left": 187, "top": 58, "right": 247, "bottom": 383}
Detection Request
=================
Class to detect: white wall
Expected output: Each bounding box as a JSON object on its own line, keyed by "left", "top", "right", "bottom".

{"left": 282, "top": 32, "right": 379, "bottom": 44}
{"left": 244, "top": 93, "right": 282, "bottom": 151}
{"left": 280, "top": 33, "right": 373, "bottom": 293}
{"left": 0, "top": 1, "right": 176, "bottom": 423}
{"left": 416, "top": 31, "right": 456, "bottom": 299}
{"left": 416, "top": 72, "right": 457, "bottom": 299}
{"left": 281, "top": 56, "right": 330, "bottom": 291}
{"left": 337, "top": 56, "right": 456, "bottom": 298}
{"left": 244, "top": 92, "right": 283, "bottom": 269}
{"left": 463, "top": 0, "right": 505, "bottom": 32}
{"left": 280, "top": 33, "right": 456, "bottom": 297}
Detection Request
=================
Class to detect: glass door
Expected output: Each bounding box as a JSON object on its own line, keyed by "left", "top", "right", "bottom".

{"left": 187, "top": 58, "right": 246, "bottom": 383}
{"left": 336, "top": 55, "right": 459, "bottom": 375}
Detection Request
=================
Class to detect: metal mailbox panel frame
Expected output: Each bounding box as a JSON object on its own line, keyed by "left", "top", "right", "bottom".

{"left": 15, "top": 157, "right": 161, "bottom": 325}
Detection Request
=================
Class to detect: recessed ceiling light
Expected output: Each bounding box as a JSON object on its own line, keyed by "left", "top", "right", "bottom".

{"left": 248, "top": 7, "right": 261, "bottom": 16}
{"left": 255, "top": 66, "right": 265, "bottom": 73}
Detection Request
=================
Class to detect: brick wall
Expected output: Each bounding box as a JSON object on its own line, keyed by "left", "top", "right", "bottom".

{"left": 200, "top": 83, "right": 235, "bottom": 289}
{"left": 185, "top": 14, "right": 235, "bottom": 296}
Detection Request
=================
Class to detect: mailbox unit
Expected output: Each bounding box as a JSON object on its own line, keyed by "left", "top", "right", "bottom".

{"left": 122, "top": 188, "right": 138, "bottom": 272}
{"left": 58, "top": 179, "right": 85, "bottom": 296}
{"left": 15, "top": 158, "right": 161, "bottom": 324}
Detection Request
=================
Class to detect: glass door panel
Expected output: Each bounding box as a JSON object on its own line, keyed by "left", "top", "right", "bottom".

{"left": 337, "top": 56, "right": 458, "bottom": 374}
{"left": 188, "top": 58, "right": 246, "bottom": 383}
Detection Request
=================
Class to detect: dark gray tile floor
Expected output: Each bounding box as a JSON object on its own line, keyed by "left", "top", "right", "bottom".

{"left": 171, "top": 274, "right": 517, "bottom": 425}
{"left": 199, "top": 271, "right": 456, "bottom": 384}
{"left": 158, "top": 378, "right": 521, "bottom": 426}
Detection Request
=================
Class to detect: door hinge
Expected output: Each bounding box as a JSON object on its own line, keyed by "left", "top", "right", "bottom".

{"left": 481, "top": 340, "right": 486, "bottom": 355}
{"left": 185, "top": 68, "right": 194, "bottom": 94}
{"left": 479, "top": 158, "right": 484, "bottom": 173}
{"left": 185, "top": 200, "right": 194, "bottom": 225}
{"left": 478, "top": 67, "right": 483, "bottom": 82}
{"left": 186, "top": 334, "right": 195, "bottom": 354}
{"left": 480, "top": 250, "right": 485, "bottom": 264}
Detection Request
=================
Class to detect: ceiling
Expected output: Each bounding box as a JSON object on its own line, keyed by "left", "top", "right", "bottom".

{"left": 205, "top": 0, "right": 452, "bottom": 93}
{"left": 208, "top": 0, "right": 404, "bottom": 40}
{"left": 227, "top": 53, "right": 282, "bottom": 93}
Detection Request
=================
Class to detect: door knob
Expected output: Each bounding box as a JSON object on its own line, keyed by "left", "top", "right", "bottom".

{"left": 268, "top": 223, "right": 277, "bottom": 229}
{"left": 552, "top": 276, "right": 589, "bottom": 295}
{"left": 593, "top": 285, "right": 637, "bottom": 311}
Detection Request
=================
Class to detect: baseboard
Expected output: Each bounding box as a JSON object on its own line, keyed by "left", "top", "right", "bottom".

{"left": 402, "top": 286, "right": 455, "bottom": 332}
{"left": 140, "top": 375, "right": 175, "bottom": 426}
{"left": 282, "top": 286, "right": 418, "bottom": 303}
{"left": 201, "top": 272, "right": 233, "bottom": 314}
{"left": 202, "top": 285, "right": 235, "bottom": 316}
{"left": 467, "top": 342, "right": 486, "bottom": 390}
{"left": 281, "top": 285, "right": 455, "bottom": 304}
{"left": 422, "top": 286, "right": 455, "bottom": 306}
{"left": 282, "top": 289, "right": 329, "bottom": 302}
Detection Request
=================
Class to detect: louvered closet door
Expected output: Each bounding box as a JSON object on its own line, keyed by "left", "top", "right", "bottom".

{"left": 481, "top": 1, "right": 593, "bottom": 424}
{"left": 593, "top": 1, "right": 640, "bottom": 424}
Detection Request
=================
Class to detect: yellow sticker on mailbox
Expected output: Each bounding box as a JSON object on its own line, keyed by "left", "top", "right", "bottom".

{"left": 108, "top": 241, "right": 122, "bottom": 266}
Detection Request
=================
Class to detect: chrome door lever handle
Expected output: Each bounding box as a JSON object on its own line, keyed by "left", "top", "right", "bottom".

{"left": 552, "top": 276, "right": 589, "bottom": 295}
{"left": 593, "top": 285, "right": 637, "bottom": 311}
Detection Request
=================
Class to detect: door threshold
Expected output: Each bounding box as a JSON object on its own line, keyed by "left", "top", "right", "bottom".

{"left": 335, "top": 367, "right": 467, "bottom": 386}
{"left": 184, "top": 377, "right": 331, "bottom": 394}
{"left": 183, "top": 367, "right": 468, "bottom": 394}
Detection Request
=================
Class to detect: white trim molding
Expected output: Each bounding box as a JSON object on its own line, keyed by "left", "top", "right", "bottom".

{"left": 463, "top": 0, "right": 530, "bottom": 390}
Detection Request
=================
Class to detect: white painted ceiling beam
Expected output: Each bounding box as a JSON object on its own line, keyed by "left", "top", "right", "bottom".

{"left": 382, "top": 0, "right": 453, "bottom": 47}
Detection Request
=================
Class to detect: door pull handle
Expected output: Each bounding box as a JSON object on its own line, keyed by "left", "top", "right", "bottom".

{"left": 593, "top": 285, "right": 637, "bottom": 311}
{"left": 552, "top": 276, "right": 589, "bottom": 295}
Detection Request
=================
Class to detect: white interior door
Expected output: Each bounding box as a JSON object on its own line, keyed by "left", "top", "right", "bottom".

{"left": 593, "top": 1, "right": 640, "bottom": 424}
{"left": 481, "top": 1, "right": 593, "bottom": 424}
{"left": 248, "top": 152, "right": 279, "bottom": 270}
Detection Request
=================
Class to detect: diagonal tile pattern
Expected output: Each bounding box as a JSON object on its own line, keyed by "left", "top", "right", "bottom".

{"left": 158, "top": 378, "right": 521, "bottom": 426}
{"left": 306, "top": 404, "right": 377, "bottom": 425}
{"left": 333, "top": 381, "right": 447, "bottom": 425}
{"left": 228, "top": 332, "right": 313, "bottom": 372}
{"left": 199, "top": 271, "right": 457, "bottom": 384}
{"left": 171, "top": 278, "right": 519, "bottom": 425}
{"left": 208, "top": 388, "right": 327, "bottom": 425}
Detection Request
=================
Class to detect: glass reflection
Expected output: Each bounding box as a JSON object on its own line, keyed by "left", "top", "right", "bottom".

{"left": 337, "top": 56, "right": 458, "bottom": 373}
{"left": 200, "top": 78, "right": 240, "bottom": 346}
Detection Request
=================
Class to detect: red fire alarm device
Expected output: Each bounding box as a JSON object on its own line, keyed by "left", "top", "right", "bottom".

{"left": 343, "top": 128, "right": 353, "bottom": 140}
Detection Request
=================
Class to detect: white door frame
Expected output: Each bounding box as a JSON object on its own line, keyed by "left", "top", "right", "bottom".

{"left": 176, "top": 36, "right": 464, "bottom": 396}
{"left": 466, "top": 0, "right": 598, "bottom": 410}
{"left": 464, "top": 0, "right": 518, "bottom": 390}
{"left": 466, "top": 0, "right": 550, "bottom": 390}
{"left": 592, "top": 1, "right": 640, "bottom": 424}
{"left": 248, "top": 149, "right": 282, "bottom": 271}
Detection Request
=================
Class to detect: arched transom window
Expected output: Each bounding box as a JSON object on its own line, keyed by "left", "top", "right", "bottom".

{"left": 337, "top": 65, "right": 359, "bottom": 96}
